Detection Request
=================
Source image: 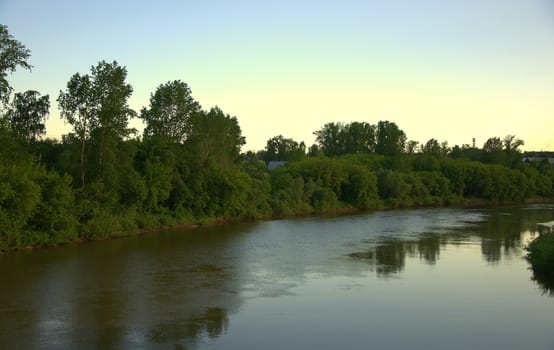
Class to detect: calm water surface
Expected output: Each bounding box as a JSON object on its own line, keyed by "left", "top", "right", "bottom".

{"left": 1, "top": 205, "right": 554, "bottom": 349}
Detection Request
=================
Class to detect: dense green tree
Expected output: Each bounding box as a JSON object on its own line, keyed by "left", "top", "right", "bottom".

{"left": 240, "top": 157, "right": 272, "bottom": 218}
{"left": 58, "top": 73, "right": 94, "bottom": 186}
{"left": 27, "top": 168, "right": 78, "bottom": 245}
{"left": 450, "top": 144, "right": 482, "bottom": 161}
{"left": 342, "top": 122, "right": 376, "bottom": 154}
{"left": 263, "top": 135, "right": 306, "bottom": 162}
{"left": 140, "top": 80, "right": 201, "bottom": 142}
{"left": 420, "top": 138, "right": 450, "bottom": 157}
{"left": 270, "top": 167, "right": 310, "bottom": 215}
{"left": 481, "top": 135, "right": 525, "bottom": 168}
{"left": 483, "top": 137, "right": 503, "bottom": 153}
{"left": 89, "top": 61, "right": 135, "bottom": 172}
{"left": 421, "top": 138, "right": 440, "bottom": 155}
{"left": 186, "top": 106, "right": 245, "bottom": 167}
{"left": 0, "top": 24, "right": 31, "bottom": 105}
{"left": 0, "top": 150, "right": 77, "bottom": 248}
{"left": 308, "top": 144, "right": 322, "bottom": 157}
{"left": 4, "top": 90, "right": 49, "bottom": 142}
{"left": 314, "top": 122, "right": 344, "bottom": 156}
{"left": 405, "top": 140, "right": 419, "bottom": 154}
{"left": 135, "top": 136, "right": 175, "bottom": 214}
{"left": 375, "top": 120, "right": 406, "bottom": 156}
{"left": 482, "top": 136, "right": 505, "bottom": 165}
{"left": 58, "top": 61, "right": 135, "bottom": 185}
{"left": 503, "top": 134, "right": 524, "bottom": 167}
{"left": 314, "top": 121, "right": 376, "bottom": 156}
{"left": 503, "top": 135, "right": 524, "bottom": 153}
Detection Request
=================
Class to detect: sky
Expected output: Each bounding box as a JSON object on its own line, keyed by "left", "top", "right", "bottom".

{"left": 1, "top": 0, "right": 553, "bottom": 151}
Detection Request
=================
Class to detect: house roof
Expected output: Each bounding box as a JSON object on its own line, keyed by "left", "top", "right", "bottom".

{"left": 267, "top": 161, "right": 287, "bottom": 170}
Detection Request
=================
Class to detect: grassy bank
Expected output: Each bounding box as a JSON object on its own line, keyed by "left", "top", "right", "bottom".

{"left": 5, "top": 197, "right": 554, "bottom": 253}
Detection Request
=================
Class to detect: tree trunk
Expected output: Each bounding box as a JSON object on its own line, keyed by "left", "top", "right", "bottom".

{"left": 80, "top": 137, "right": 86, "bottom": 187}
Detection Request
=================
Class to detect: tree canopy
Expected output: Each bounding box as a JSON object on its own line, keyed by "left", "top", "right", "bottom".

{"left": 0, "top": 24, "right": 31, "bottom": 105}
{"left": 1, "top": 25, "right": 553, "bottom": 251}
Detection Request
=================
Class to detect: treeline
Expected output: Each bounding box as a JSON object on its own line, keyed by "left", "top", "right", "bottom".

{"left": 1, "top": 25, "right": 554, "bottom": 250}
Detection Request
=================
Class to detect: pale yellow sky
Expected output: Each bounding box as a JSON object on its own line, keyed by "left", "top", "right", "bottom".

{"left": 3, "top": 0, "right": 554, "bottom": 152}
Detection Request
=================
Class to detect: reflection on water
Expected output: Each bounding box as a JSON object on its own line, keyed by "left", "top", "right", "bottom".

{"left": 0, "top": 223, "right": 248, "bottom": 349}
{"left": 349, "top": 234, "right": 442, "bottom": 276}
{"left": 146, "top": 307, "right": 229, "bottom": 346}
{"left": 531, "top": 270, "right": 554, "bottom": 297}
{"left": 1, "top": 205, "right": 554, "bottom": 349}
{"left": 349, "top": 205, "right": 554, "bottom": 279}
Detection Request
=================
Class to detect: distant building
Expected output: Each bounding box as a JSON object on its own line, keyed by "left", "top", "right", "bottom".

{"left": 523, "top": 157, "right": 554, "bottom": 165}
{"left": 267, "top": 161, "right": 287, "bottom": 170}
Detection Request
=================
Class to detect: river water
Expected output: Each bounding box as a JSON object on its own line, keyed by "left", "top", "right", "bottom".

{"left": 1, "top": 205, "right": 553, "bottom": 349}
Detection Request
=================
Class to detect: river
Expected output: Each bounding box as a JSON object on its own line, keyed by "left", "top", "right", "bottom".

{"left": 1, "top": 205, "right": 553, "bottom": 349}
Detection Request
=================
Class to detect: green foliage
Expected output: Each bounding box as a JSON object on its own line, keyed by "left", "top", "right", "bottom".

{"left": 270, "top": 157, "right": 380, "bottom": 214}
{"left": 375, "top": 120, "right": 406, "bottom": 156}
{"left": 1, "top": 27, "right": 552, "bottom": 251}
{"left": 185, "top": 106, "right": 245, "bottom": 167}
{"left": 0, "top": 161, "right": 40, "bottom": 248}
{"left": 314, "top": 121, "right": 376, "bottom": 156}
{"left": 58, "top": 60, "right": 135, "bottom": 186}
{"left": 340, "top": 163, "right": 379, "bottom": 209}
{"left": 0, "top": 155, "right": 78, "bottom": 249}
{"left": 421, "top": 138, "right": 449, "bottom": 156}
{"left": 0, "top": 24, "right": 32, "bottom": 104}
{"left": 263, "top": 135, "right": 306, "bottom": 162}
{"left": 135, "top": 137, "right": 174, "bottom": 213}
{"left": 28, "top": 169, "right": 78, "bottom": 244}
{"left": 4, "top": 90, "right": 50, "bottom": 142}
{"left": 314, "top": 122, "right": 344, "bottom": 156}
{"left": 240, "top": 159, "right": 272, "bottom": 218}
{"left": 140, "top": 80, "right": 201, "bottom": 142}
{"left": 270, "top": 167, "right": 311, "bottom": 215}
{"left": 527, "top": 233, "right": 554, "bottom": 276}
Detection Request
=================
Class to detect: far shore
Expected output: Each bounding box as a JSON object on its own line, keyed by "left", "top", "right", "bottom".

{"left": 5, "top": 197, "right": 553, "bottom": 254}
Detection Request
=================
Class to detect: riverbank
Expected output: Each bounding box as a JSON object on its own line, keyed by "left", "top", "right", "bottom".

{"left": 5, "top": 197, "right": 553, "bottom": 254}
{"left": 3, "top": 203, "right": 554, "bottom": 349}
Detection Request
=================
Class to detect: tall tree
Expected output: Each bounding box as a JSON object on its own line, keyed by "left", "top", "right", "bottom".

{"left": 91, "top": 61, "right": 135, "bottom": 137}
{"left": 483, "top": 137, "right": 503, "bottom": 153}
{"left": 90, "top": 61, "right": 135, "bottom": 177}
{"left": 140, "top": 80, "right": 201, "bottom": 142}
{"left": 503, "top": 135, "right": 524, "bottom": 153}
{"left": 421, "top": 138, "right": 449, "bottom": 157}
{"left": 58, "top": 60, "right": 135, "bottom": 185}
{"left": 0, "top": 24, "right": 32, "bottom": 106}
{"left": 343, "top": 122, "right": 376, "bottom": 154}
{"left": 482, "top": 136, "right": 505, "bottom": 165}
{"left": 375, "top": 120, "right": 406, "bottom": 156}
{"left": 4, "top": 90, "right": 49, "bottom": 142}
{"left": 503, "top": 134, "right": 524, "bottom": 167}
{"left": 58, "top": 73, "right": 94, "bottom": 186}
{"left": 405, "top": 140, "right": 419, "bottom": 154}
{"left": 186, "top": 106, "right": 245, "bottom": 167}
{"left": 314, "top": 122, "right": 344, "bottom": 156}
{"left": 264, "top": 135, "right": 306, "bottom": 162}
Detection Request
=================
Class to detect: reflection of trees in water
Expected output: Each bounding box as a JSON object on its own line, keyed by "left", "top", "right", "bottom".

{"left": 147, "top": 307, "right": 229, "bottom": 348}
{"left": 349, "top": 234, "right": 442, "bottom": 276}
{"left": 349, "top": 206, "right": 554, "bottom": 276}
{"left": 478, "top": 210, "right": 523, "bottom": 262}
{"left": 16, "top": 224, "right": 245, "bottom": 349}
{"left": 531, "top": 270, "right": 554, "bottom": 297}
{"left": 478, "top": 206, "right": 554, "bottom": 263}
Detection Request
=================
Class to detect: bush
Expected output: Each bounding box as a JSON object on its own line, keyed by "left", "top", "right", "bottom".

{"left": 527, "top": 233, "right": 554, "bottom": 275}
